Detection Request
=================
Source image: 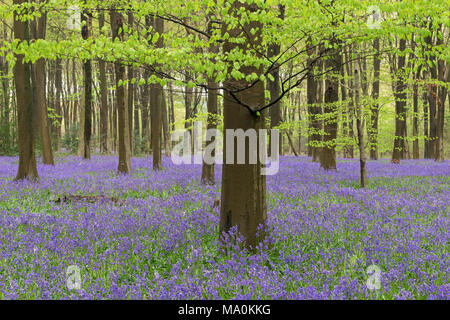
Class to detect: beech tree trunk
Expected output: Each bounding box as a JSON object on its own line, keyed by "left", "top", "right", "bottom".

{"left": 320, "top": 43, "right": 339, "bottom": 170}
{"left": 344, "top": 46, "right": 355, "bottom": 158}
{"left": 127, "top": 12, "right": 134, "bottom": 155}
{"left": 355, "top": 69, "right": 366, "bottom": 187}
{"left": 435, "top": 26, "right": 448, "bottom": 162}
{"left": 267, "top": 5, "right": 284, "bottom": 157}
{"left": 111, "top": 10, "right": 131, "bottom": 173}
{"left": 149, "top": 16, "right": 163, "bottom": 170}
{"left": 369, "top": 38, "right": 380, "bottom": 160}
{"left": 54, "top": 58, "right": 62, "bottom": 151}
{"left": 13, "top": 0, "right": 38, "bottom": 181}
{"left": 99, "top": 10, "right": 108, "bottom": 154}
{"left": 392, "top": 38, "right": 407, "bottom": 162}
{"left": 220, "top": 2, "right": 266, "bottom": 250}
{"left": 81, "top": 7, "right": 92, "bottom": 159}
{"left": 424, "top": 25, "right": 437, "bottom": 159}
{"left": 307, "top": 37, "right": 321, "bottom": 162}
{"left": 30, "top": 8, "right": 54, "bottom": 165}
{"left": 161, "top": 88, "right": 170, "bottom": 157}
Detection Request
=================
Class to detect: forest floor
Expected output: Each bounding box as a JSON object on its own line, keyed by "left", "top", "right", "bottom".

{"left": 0, "top": 156, "right": 448, "bottom": 299}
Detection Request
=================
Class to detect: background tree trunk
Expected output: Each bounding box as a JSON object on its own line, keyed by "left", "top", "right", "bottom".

{"left": 111, "top": 10, "right": 131, "bottom": 173}
{"left": 149, "top": 16, "right": 163, "bottom": 170}
{"left": 127, "top": 12, "right": 134, "bottom": 155}
{"left": 30, "top": 7, "right": 54, "bottom": 165}
{"left": 307, "top": 38, "right": 321, "bottom": 162}
{"left": 369, "top": 38, "right": 380, "bottom": 160}
{"left": 355, "top": 69, "right": 366, "bottom": 187}
{"left": 81, "top": 7, "right": 92, "bottom": 159}
{"left": 99, "top": 10, "right": 108, "bottom": 154}
{"left": 392, "top": 38, "right": 407, "bottom": 162}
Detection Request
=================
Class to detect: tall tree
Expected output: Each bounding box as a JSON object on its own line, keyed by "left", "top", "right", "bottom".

{"left": 81, "top": 5, "right": 92, "bottom": 159}
{"left": 111, "top": 10, "right": 131, "bottom": 173}
{"left": 307, "top": 38, "right": 321, "bottom": 162}
{"left": 267, "top": 5, "right": 284, "bottom": 156}
{"left": 424, "top": 22, "right": 437, "bottom": 159}
{"left": 98, "top": 10, "right": 108, "bottom": 154}
{"left": 355, "top": 69, "right": 366, "bottom": 187}
{"left": 320, "top": 41, "right": 339, "bottom": 170}
{"left": 435, "top": 25, "right": 448, "bottom": 163}
{"left": 127, "top": 11, "right": 134, "bottom": 154}
{"left": 392, "top": 38, "right": 407, "bottom": 162}
{"left": 149, "top": 16, "right": 164, "bottom": 170}
{"left": 369, "top": 38, "right": 380, "bottom": 160}
{"left": 13, "top": 0, "right": 38, "bottom": 180}
{"left": 30, "top": 2, "right": 54, "bottom": 165}
{"left": 201, "top": 17, "right": 219, "bottom": 185}
{"left": 220, "top": 1, "right": 266, "bottom": 249}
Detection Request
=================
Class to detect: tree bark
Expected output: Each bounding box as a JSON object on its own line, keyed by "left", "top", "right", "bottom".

{"left": 111, "top": 10, "right": 131, "bottom": 173}
{"left": 127, "top": 12, "right": 134, "bottom": 154}
{"left": 161, "top": 88, "right": 170, "bottom": 157}
{"left": 344, "top": 46, "right": 355, "bottom": 158}
{"left": 149, "top": 16, "right": 163, "bottom": 170}
{"left": 267, "top": 5, "right": 284, "bottom": 157}
{"left": 13, "top": 0, "right": 38, "bottom": 181}
{"left": 392, "top": 38, "right": 407, "bottom": 162}
{"left": 30, "top": 8, "right": 54, "bottom": 165}
{"left": 81, "top": 7, "right": 92, "bottom": 159}
{"left": 435, "top": 26, "right": 448, "bottom": 162}
{"left": 369, "top": 38, "right": 380, "bottom": 160}
{"left": 424, "top": 25, "right": 437, "bottom": 159}
{"left": 320, "top": 43, "right": 339, "bottom": 170}
{"left": 54, "top": 58, "right": 62, "bottom": 151}
{"left": 98, "top": 10, "right": 108, "bottom": 154}
{"left": 220, "top": 1, "right": 266, "bottom": 250}
{"left": 355, "top": 69, "right": 366, "bottom": 187}
{"left": 307, "top": 37, "right": 321, "bottom": 162}
{"left": 201, "top": 17, "right": 220, "bottom": 185}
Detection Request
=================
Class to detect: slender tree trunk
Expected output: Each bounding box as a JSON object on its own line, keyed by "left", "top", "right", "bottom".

{"left": 184, "top": 73, "right": 193, "bottom": 130}
{"left": 161, "top": 88, "right": 170, "bottom": 157}
{"left": 111, "top": 10, "right": 131, "bottom": 173}
{"left": 355, "top": 69, "right": 366, "bottom": 187}
{"left": 81, "top": 7, "right": 92, "bottom": 159}
{"left": 133, "top": 72, "right": 140, "bottom": 154}
{"left": 13, "top": 0, "right": 38, "bottom": 181}
{"left": 149, "top": 16, "right": 163, "bottom": 170}
{"left": 392, "top": 38, "right": 407, "bottom": 162}
{"left": 54, "top": 58, "right": 62, "bottom": 151}
{"left": 369, "top": 38, "right": 380, "bottom": 160}
{"left": 72, "top": 58, "right": 78, "bottom": 130}
{"left": 98, "top": 10, "right": 108, "bottom": 154}
{"left": 412, "top": 72, "right": 420, "bottom": 159}
{"left": 127, "top": 12, "right": 134, "bottom": 155}
{"left": 307, "top": 37, "right": 321, "bottom": 161}
{"left": 220, "top": 2, "right": 266, "bottom": 250}
{"left": 0, "top": 22, "right": 10, "bottom": 152}
{"left": 267, "top": 5, "right": 284, "bottom": 157}
{"left": 435, "top": 27, "right": 448, "bottom": 162}
{"left": 30, "top": 8, "right": 54, "bottom": 165}
{"left": 169, "top": 81, "right": 175, "bottom": 132}
{"left": 140, "top": 76, "right": 150, "bottom": 154}
{"left": 201, "top": 17, "right": 219, "bottom": 185}
{"left": 345, "top": 46, "right": 355, "bottom": 158}
{"left": 425, "top": 26, "right": 437, "bottom": 159}
{"left": 423, "top": 89, "right": 429, "bottom": 158}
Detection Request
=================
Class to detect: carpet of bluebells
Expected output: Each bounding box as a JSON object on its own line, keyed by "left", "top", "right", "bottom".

{"left": 0, "top": 155, "right": 448, "bottom": 300}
